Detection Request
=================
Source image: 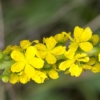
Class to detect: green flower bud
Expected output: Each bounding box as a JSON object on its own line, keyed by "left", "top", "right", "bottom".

{"left": 1, "top": 76, "right": 9, "bottom": 83}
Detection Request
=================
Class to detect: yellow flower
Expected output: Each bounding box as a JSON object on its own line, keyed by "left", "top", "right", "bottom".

{"left": 3, "top": 45, "right": 20, "bottom": 54}
{"left": 11, "top": 46, "right": 44, "bottom": 78}
{"left": 59, "top": 53, "right": 89, "bottom": 77}
{"left": 20, "top": 40, "right": 32, "bottom": 49}
{"left": 67, "top": 26, "right": 93, "bottom": 52}
{"left": 35, "top": 36, "right": 66, "bottom": 64}
{"left": 69, "top": 64, "right": 82, "bottom": 77}
{"left": 54, "top": 32, "right": 70, "bottom": 43}
{"left": 19, "top": 72, "right": 30, "bottom": 84}
{"left": 20, "top": 39, "right": 39, "bottom": 49}
{"left": 3, "top": 45, "right": 12, "bottom": 54}
{"left": 32, "top": 70, "right": 47, "bottom": 84}
{"left": 48, "top": 69, "right": 59, "bottom": 79}
{"left": 9, "top": 74, "right": 19, "bottom": 84}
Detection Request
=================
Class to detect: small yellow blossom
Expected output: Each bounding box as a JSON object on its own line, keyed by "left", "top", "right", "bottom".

{"left": 20, "top": 40, "right": 32, "bottom": 49}
{"left": 11, "top": 46, "right": 44, "bottom": 78}
{"left": 32, "top": 70, "right": 47, "bottom": 84}
{"left": 35, "top": 36, "right": 66, "bottom": 64}
{"left": 54, "top": 32, "right": 70, "bottom": 43}
{"left": 66, "top": 26, "right": 93, "bottom": 52}
{"left": 9, "top": 74, "right": 19, "bottom": 84}
{"left": 59, "top": 53, "right": 90, "bottom": 77}
{"left": 19, "top": 72, "right": 30, "bottom": 84}
{"left": 69, "top": 64, "right": 82, "bottom": 77}
{"left": 3, "top": 45, "right": 20, "bottom": 54}
{"left": 20, "top": 40, "right": 39, "bottom": 49}
{"left": 3, "top": 45, "right": 12, "bottom": 54}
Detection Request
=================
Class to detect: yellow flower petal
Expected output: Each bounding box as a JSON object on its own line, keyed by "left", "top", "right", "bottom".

{"left": 24, "top": 64, "right": 35, "bottom": 77}
{"left": 33, "top": 40, "right": 39, "bottom": 43}
{"left": 9, "top": 74, "right": 19, "bottom": 84}
{"left": 74, "top": 26, "right": 83, "bottom": 40}
{"left": 59, "top": 60, "right": 73, "bottom": 71}
{"left": 11, "top": 50, "right": 25, "bottom": 61}
{"left": 51, "top": 46, "right": 66, "bottom": 55}
{"left": 25, "top": 46, "right": 37, "bottom": 60}
{"left": 69, "top": 64, "right": 82, "bottom": 77}
{"left": 43, "top": 36, "right": 57, "bottom": 50}
{"left": 79, "top": 42, "right": 93, "bottom": 52}
{"left": 48, "top": 70, "right": 59, "bottom": 79}
{"left": 19, "top": 73, "right": 30, "bottom": 84}
{"left": 20, "top": 40, "right": 31, "bottom": 49}
{"left": 69, "top": 42, "right": 78, "bottom": 51}
{"left": 54, "top": 33, "right": 64, "bottom": 42}
{"left": 54, "top": 32, "right": 69, "bottom": 42}
{"left": 82, "top": 64, "right": 92, "bottom": 70}
{"left": 34, "top": 43, "right": 47, "bottom": 51}
{"left": 37, "top": 51, "right": 47, "bottom": 59}
{"left": 75, "top": 53, "right": 87, "bottom": 59}
{"left": 64, "top": 49, "right": 75, "bottom": 59}
{"left": 77, "top": 57, "right": 89, "bottom": 62}
{"left": 46, "top": 53, "right": 57, "bottom": 64}
{"left": 75, "top": 53, "right": 89, "bottom": 62}
{"left": 29, "top": 58, "right": 44, "bottom": 68}
{"left": 11, "top": 62, "right": 25, "bottom": 72}
{"left": 80, "top": 27, "right": 92, "bottom": 42}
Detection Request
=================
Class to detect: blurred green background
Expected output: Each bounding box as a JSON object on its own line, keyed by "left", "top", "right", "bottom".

{"left": 0, "top": 0, "right": 100, "bottom": 100}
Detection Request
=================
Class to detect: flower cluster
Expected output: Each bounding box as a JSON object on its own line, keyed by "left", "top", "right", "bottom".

{"left": 0, "top": 26, "right": 100, "bottom": 84}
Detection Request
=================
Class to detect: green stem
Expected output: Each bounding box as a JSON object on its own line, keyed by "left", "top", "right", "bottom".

{"left": 0, "top": 60, "right": 14, "bottom": 70}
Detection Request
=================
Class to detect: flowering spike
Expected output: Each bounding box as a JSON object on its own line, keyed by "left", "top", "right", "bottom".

{"left": 0, "top": 26, "right": 100, "bottom": 84}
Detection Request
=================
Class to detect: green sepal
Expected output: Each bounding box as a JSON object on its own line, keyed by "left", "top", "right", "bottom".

{"left": 56, "top": 54, "right": 66, "bottom": 60}
{"left": 43, "top": 62, "right": 51, "bottom": 70}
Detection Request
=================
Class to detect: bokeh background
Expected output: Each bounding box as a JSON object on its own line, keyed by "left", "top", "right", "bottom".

{"left": 0, "top": 0, "right": 100, "bottom": 100}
